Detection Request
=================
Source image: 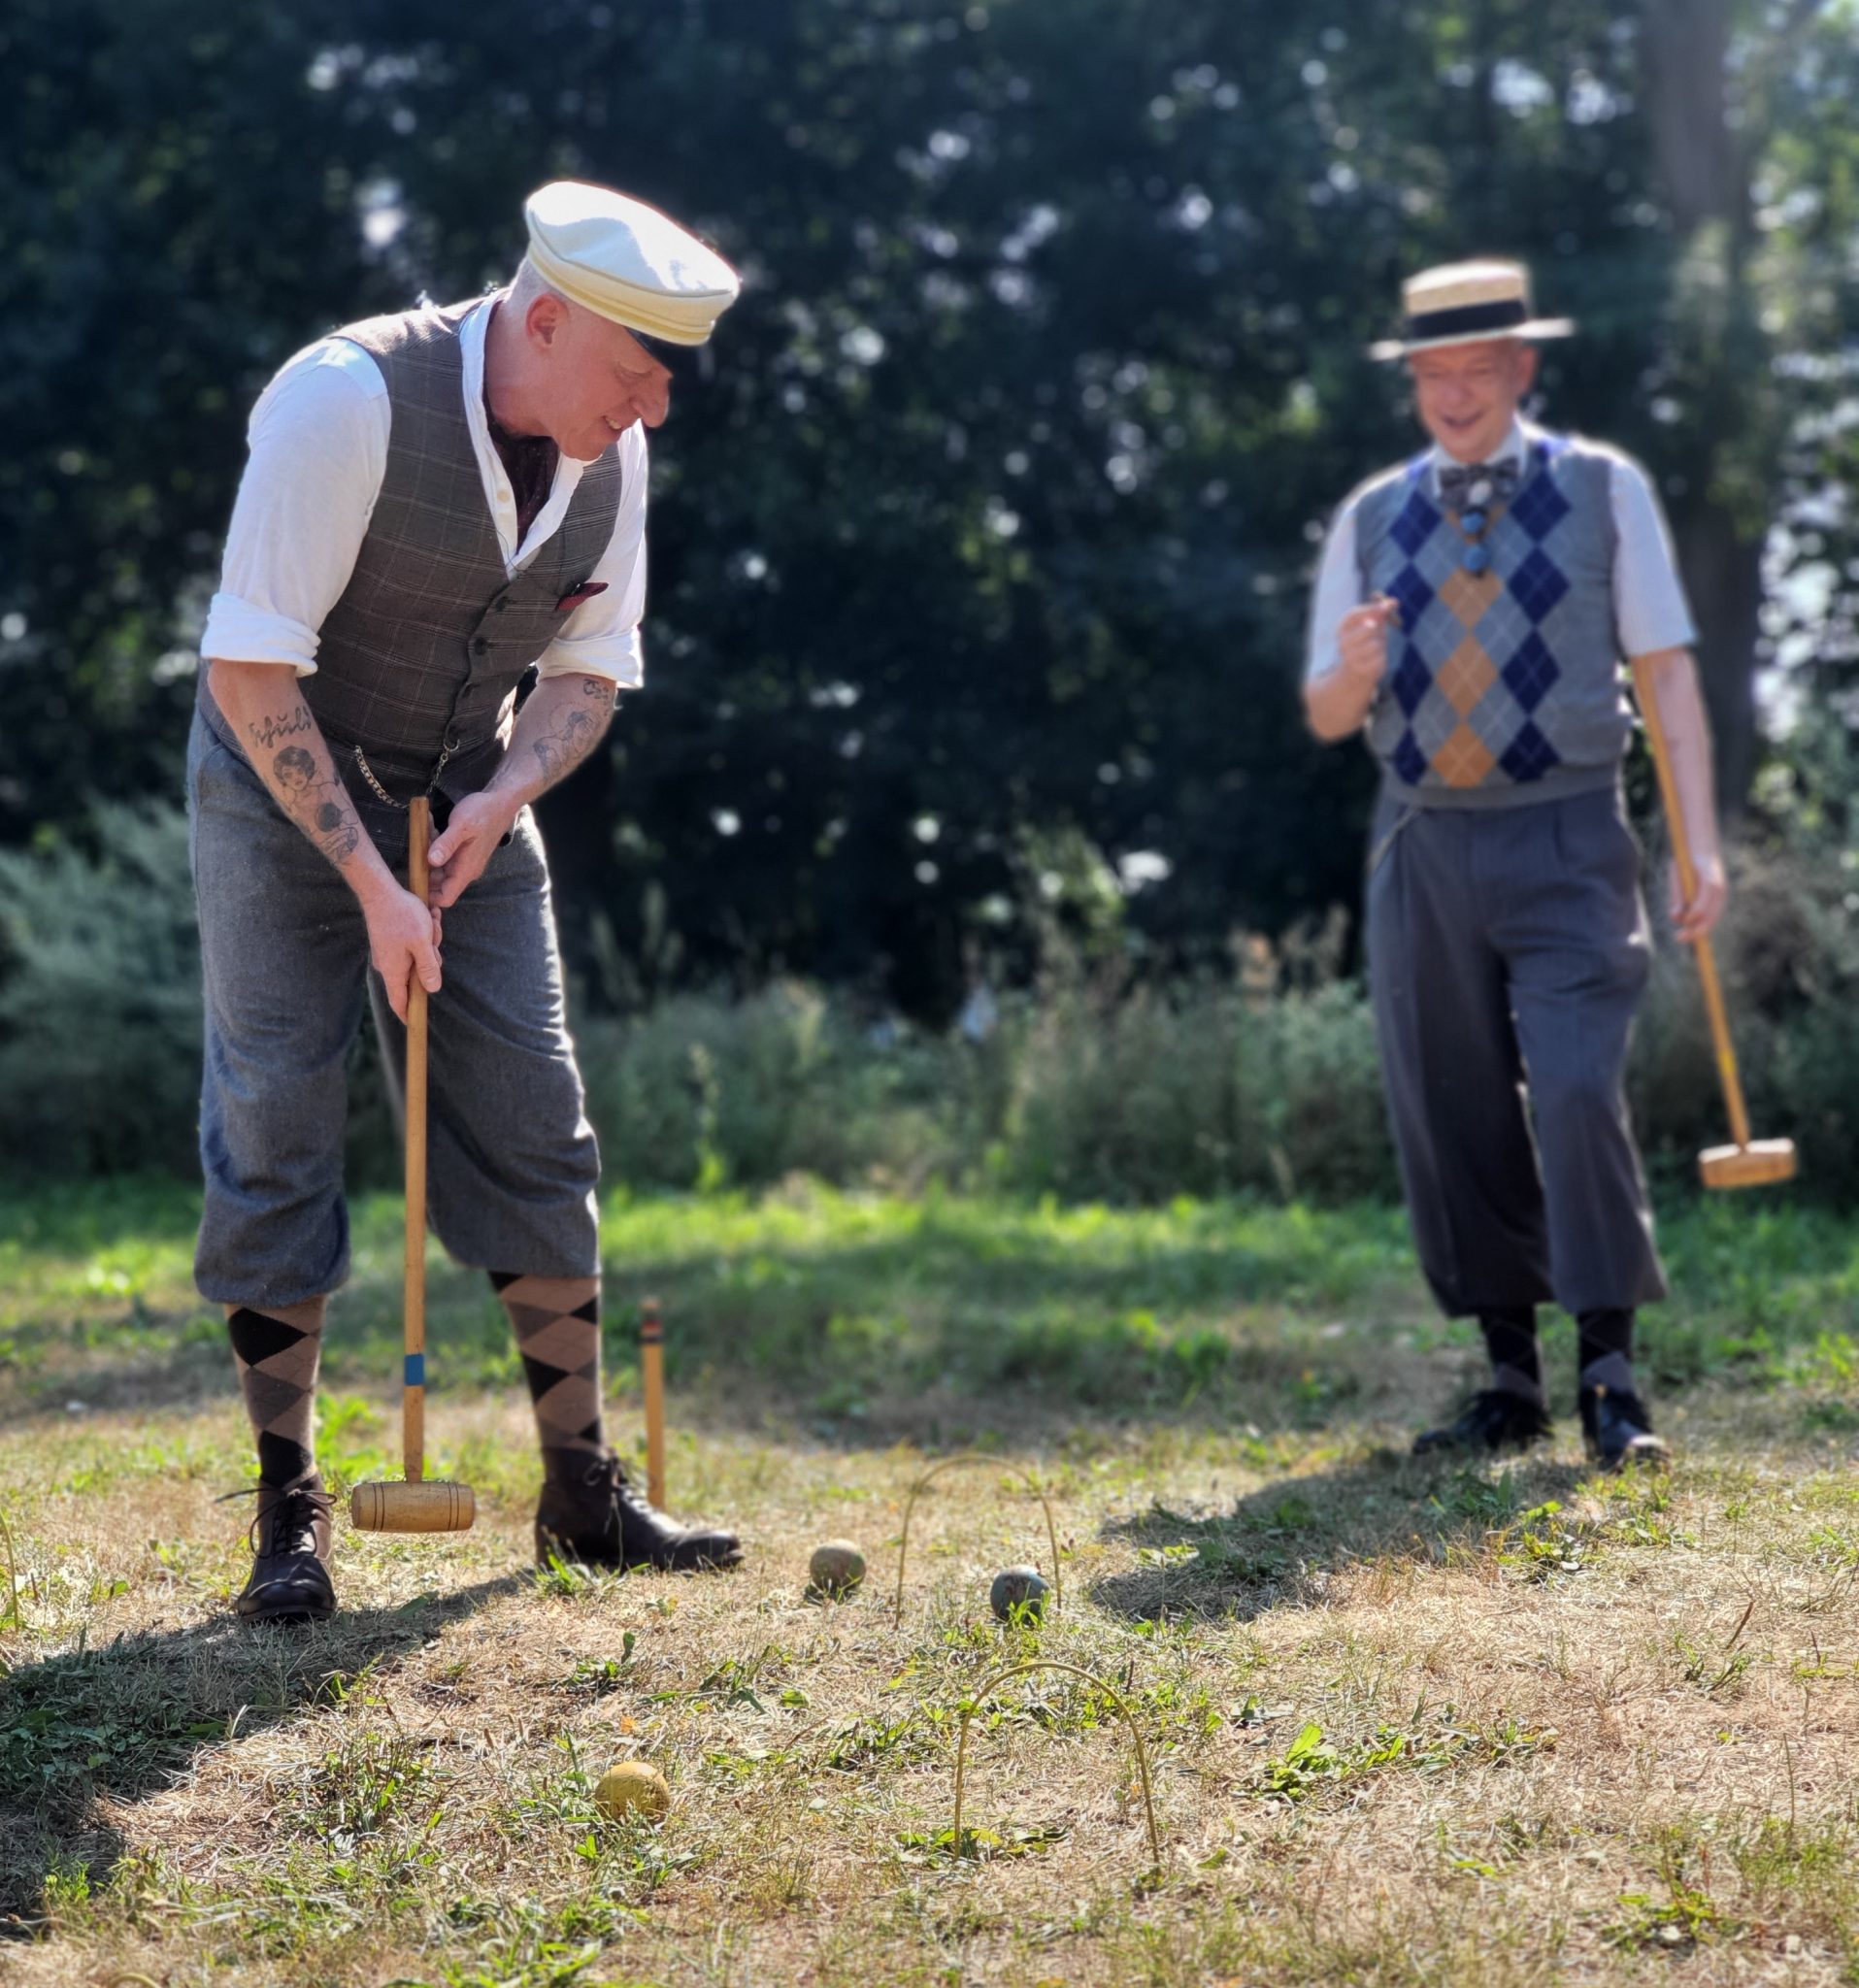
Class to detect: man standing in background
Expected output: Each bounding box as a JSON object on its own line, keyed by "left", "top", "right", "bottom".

{"left": 194, "top": 182, "right": 746, "bottom": 1622}
{"left": 1304, "top": 259, "right": 1726, "bottom": 1469}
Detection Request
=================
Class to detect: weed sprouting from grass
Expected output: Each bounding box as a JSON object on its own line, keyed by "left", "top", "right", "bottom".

{"left": 301, "top": 1729, "right": 434, "bottom": 1847}
{"left": 1495, "top": 1501, "right": 1590, "bottom": 1582}
{"left": 1258, "top": 1711, "right": 1557, "bottom": 1805}
{"left": 1604, "top": 1832, "right": 1743, "bottom": 1951}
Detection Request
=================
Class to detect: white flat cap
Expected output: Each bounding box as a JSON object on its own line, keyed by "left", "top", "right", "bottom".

{"left": 524, "top": 181, "right": 740, "bottom": 347}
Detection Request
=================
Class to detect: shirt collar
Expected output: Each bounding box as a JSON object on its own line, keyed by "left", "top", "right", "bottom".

{"left": 1427, "top": 415, "right": 1531, "bottom": 496}
{"left": 461, "top": 293, "right": 586, "bottom": 564}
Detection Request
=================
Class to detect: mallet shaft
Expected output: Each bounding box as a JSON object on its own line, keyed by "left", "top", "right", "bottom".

{"left": 642, "top": 1297, "right": 666, "bottom": 1509}
{"left": 349, "top": 795, "right": 474, "bottom": 1535}
{"left": 404, "top": 796, "right": 431, "bottom": 1484}
{"left": 1630, "top": 656, "right": 1754, "bottom": 1148}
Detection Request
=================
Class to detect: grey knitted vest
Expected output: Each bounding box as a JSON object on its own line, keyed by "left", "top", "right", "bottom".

{"left": 303, "top": 299, "right": 623, "bottom": 803}
{"left": 1354, "top": 432, "right": 1627, "bottom": 809}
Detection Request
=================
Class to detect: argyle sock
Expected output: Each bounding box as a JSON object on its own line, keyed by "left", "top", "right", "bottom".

{"left": 227, "top": 1298, "right": 327, "bottom": 1489}
{"left": 491, "top": 1273, "right": 605, "bottom": 1455}
{"left": 1478, "top": 1305, "right": 1544, "bottom": 1407}
{"left": 1577, "top": 1308, "right": 1638, "bottom": 1398}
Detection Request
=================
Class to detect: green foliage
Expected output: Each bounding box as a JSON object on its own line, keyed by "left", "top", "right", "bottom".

{"left": 7, "top": 801, "right": 1859, "bottom": 1208}
{"left": 0, "top": 804, "right": 203, "bottom": 1175}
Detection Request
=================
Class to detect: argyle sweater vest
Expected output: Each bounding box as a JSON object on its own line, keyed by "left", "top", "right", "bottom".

{"left": 1354, "top": 433, "right": 1627, "bottom": 809}
{"left": 304, "top": 301, "right": 623, "bottom": 802}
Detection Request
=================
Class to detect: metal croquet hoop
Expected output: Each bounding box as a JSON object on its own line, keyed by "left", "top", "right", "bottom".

{"left": 893, "top": 1453, "right": 1062, "bottom": 1628}
{"left": 952, "top": 1659, "right": 1161, "bottom": 1872}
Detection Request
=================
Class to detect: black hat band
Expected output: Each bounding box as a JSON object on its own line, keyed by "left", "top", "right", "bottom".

{"left": 1405, "top": 297, "right": 1530, "bottom": 343}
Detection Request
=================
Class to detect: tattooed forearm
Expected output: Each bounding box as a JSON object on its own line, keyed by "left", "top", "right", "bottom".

{"left": 488, "top": 673, "right": 617, "bottom": 811}
{"left": 248, "top": 707, "right": 315, "bottom": 751}
{"left": 531, "top": 707, "right": 599, "bottom": 781}
{"left": 272, "top": 744, "right": 362, "bottom": 866}
{"left": 209, "top": 659, "right": 399, "bottom": 909}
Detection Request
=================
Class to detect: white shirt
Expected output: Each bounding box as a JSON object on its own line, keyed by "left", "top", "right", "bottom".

{"left": 1305, "top": 418, "right": 1697, "bottom": 681}
{"left": 200, "top": 295, "right": 648, "bottom": 686}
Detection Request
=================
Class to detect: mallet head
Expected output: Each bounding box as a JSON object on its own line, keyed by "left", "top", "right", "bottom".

{"left": 1699, "top": 1139, "right": 1797, "bottom": 1191}
{"left": 350, "top": 1480, "right": 476, "bottom": 1533}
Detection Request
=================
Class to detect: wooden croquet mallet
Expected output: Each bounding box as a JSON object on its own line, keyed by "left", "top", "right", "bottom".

{"left": 641, "top": 1297, "right": 667, "bottom": 1508}
{"left": 351, "top": 795, "right": 477, "bottom": 1535}
{"left": 1631, "top": 657, "right": 1796, "bottom": 1191}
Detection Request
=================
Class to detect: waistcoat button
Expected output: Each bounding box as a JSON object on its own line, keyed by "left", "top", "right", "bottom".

{"left": 472, "top": 637, "right": 489, "bottom": 655}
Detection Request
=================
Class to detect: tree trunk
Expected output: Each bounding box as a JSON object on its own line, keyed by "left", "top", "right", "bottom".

{"left": 1639, "top": 0, "right": 1765, "bottom": 812}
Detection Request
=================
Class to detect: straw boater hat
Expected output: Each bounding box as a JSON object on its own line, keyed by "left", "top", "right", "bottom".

{"left": 1369, "top": 258, "right": 1574, "bottom": 361}
{"left": 523, "top": 180, "right": 740, "bottom": 347}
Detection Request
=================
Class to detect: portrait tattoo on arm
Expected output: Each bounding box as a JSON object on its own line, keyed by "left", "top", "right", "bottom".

{"left": 270, "top": 742, "right": 362, "bottom": 867}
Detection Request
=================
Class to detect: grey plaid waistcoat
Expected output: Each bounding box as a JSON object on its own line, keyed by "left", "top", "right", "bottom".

{"left": 303, "top": 299, "right": 623, "bottom": 801}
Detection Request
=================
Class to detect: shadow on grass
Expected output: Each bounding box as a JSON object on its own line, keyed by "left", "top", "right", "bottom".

{"left": 1088, "top": 1449, "right": 1592, "bottom": 1624}
{"left": 0, "top": 1574, "right": 524, "bottom": 1932}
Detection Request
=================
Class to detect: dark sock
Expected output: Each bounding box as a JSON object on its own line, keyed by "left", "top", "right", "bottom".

{"left": 1577, "top": 1308, "right": 1637, "bottom": 1397}
{"left": 227, "top": 1299, "right": 326, "bottom": 1489}
{"left": 491, "top": 1272, "right": 606, "bottom": 1455}
{"left": 1478, "top": 1306, "right": 1544, "bottom": 1406}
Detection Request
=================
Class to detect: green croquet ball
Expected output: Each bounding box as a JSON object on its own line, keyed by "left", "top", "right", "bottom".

{"left": 990, "top": 1565, "right": 1049, "bottom": 1622}
{"left": 594, "top": 1761, "right": 671, "bottom": 1822}
{"left": 809, "top": 1539, "right": 866, "bottom": 1595}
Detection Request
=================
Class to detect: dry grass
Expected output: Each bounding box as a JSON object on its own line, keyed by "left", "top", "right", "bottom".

{"left": 1, "top": 1187, "right": 1856, "bottom": 1986}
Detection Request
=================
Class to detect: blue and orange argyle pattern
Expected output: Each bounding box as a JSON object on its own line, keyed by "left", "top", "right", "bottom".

{"left": 1379, "top": 438, "right": 1583, "bottom": 790}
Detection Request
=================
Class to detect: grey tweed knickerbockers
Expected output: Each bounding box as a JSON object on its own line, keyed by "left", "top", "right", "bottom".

{"left": 1365, "top": 782, "right": 1669, "bottom": 1321}
{"left": 187, "top": 702, "right": 601, "bottom": 1309}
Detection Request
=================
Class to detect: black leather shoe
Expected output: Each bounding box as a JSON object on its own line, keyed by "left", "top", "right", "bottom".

{"left": 1412, "top": 1389, "right": 1553, "bottom": 1457}
{"left": 1579, "top": 1385, "right": 1670, "bottom": 1471}
{"left": 235, "top": 1480, "right": 336, "bottom": 1625}
{"left": 536, "top": 1448, "right": 744, "bottom": 1573}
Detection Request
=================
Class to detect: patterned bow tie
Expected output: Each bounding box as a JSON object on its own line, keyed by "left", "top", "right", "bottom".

{"left": 1438, "top": 458, "right": 1520, "bottom": 513}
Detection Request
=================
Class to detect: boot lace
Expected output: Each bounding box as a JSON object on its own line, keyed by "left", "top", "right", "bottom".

{"left": 217, "top": 1480, "right": 334, "bottom": 1557}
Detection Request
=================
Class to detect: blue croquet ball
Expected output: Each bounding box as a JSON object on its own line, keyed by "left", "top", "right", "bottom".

{"left": 990, "top": 1565, "right": 1049, "bottom": 1622}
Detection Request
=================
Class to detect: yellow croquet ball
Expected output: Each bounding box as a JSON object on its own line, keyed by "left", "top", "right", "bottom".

{"left": 594, "top": 1761, "right": 671, "bottom": 1822}
{"left": 808, "top": 1538, "right": 866, "bottom": 1596}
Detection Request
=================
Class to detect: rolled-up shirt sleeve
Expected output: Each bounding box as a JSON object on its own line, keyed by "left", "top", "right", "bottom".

{"left": 199, "top": 341, "right": 388, "bottom": 674}
{"left": 1305, "top": 500, "right": 1366, "bottom": 683}
{"left": 534, "top": 426, "right": 649, "bottom": 688}
{"left": 1608, "top": 451, "right": 1698, "bottom": 658}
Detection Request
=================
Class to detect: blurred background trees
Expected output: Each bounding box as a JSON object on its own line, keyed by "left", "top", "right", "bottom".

{"left": 1, "top": 0, "right": 1855, "bottom": 1039}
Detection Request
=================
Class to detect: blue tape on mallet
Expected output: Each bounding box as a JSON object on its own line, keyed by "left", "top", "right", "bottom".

{"left": 405, "top": 1352, "right": 426, "bottom": 1387}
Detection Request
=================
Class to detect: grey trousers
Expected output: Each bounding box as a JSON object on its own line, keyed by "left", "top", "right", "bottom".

{"left": 1365, "top": 783, "right": 1667, "bottom": 1319}
{"left": 187, "top": 707, "right": 601, "bottom": 1309}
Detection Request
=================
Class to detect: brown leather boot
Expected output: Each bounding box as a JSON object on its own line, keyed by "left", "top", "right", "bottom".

{"left": 234, "top": 1479, "right": 336, "bottom": 1624}
{"left": 535, "top": 1448, "right": 743, "bottom": 1573}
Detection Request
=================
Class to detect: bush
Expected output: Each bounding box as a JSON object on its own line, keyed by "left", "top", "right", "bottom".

{"left": 0, "top": 805, "right": 205, "bottom": 1175}
{"left": 3, "top": 803, "right": 1856, "bottom": 1206}
{"left": 577, "top": 982, "right": 966, "bottom": 1192}
{"left": 1628, "top": 842, "right": 1859, "bottom": 1192}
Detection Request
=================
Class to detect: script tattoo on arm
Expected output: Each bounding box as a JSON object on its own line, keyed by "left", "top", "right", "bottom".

{"left": 249, "top": 707, "right": 315, "bottom": 751}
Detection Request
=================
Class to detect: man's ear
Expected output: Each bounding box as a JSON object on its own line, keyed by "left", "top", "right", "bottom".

{"left": 1515, "top": 345, "right": 1542, "bottom": 394}
{"left": 524, "top": 292, "right": 570, "bottom": 350}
